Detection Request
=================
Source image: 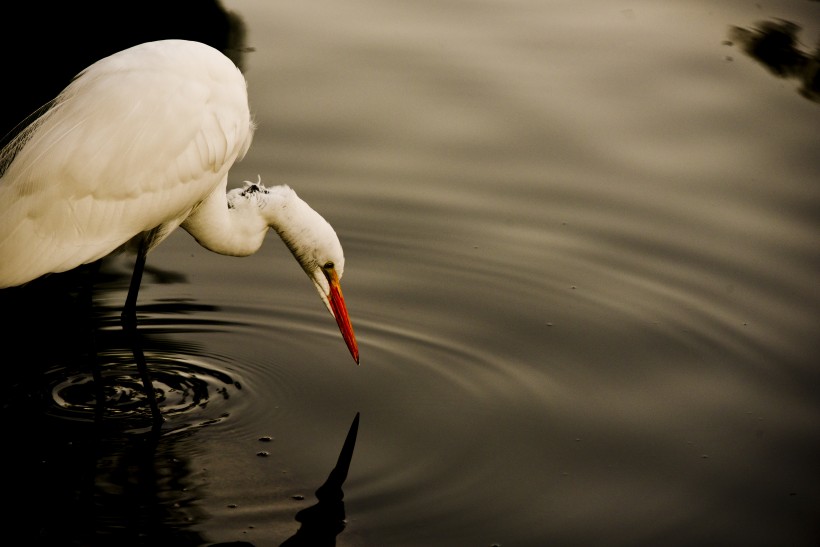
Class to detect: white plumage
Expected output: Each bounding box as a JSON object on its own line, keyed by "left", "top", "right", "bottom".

{"left": 0, "top": 39, "right": 358, "bottom": 363}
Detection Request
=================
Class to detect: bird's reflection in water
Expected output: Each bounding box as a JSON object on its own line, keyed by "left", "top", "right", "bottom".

{"left": 280, "top": 412, "right": 360, "bottom": 547}
{"left": 211, "top": 413, "right": 361, "bottom": 547}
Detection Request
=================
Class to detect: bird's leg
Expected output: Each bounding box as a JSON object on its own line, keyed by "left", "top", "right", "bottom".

{"left": 120, "top": 236, "right": 163, "bottom": 428}
{"left": 122, "top": 238, "right": 149, "bottom": 326}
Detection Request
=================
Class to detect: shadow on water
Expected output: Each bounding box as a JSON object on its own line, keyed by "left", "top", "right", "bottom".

{"left": 728, "top": 17, "right": 820, "bottom": 103}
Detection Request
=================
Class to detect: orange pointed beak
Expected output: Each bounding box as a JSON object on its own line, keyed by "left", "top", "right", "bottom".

{"left": 325, "top": 268, "right": 359, "bottom": 364}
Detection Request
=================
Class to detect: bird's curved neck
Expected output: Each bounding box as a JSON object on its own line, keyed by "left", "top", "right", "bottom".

{"left": 180, "top": 181, "right": 312, "bottom": 258}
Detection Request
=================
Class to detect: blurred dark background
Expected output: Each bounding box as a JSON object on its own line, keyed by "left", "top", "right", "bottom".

{"left": 1, "top": 0, "right": 247, "bottom": 144}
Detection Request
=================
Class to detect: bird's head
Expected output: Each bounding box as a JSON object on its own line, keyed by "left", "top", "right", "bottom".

{"left": 309, "top": 258, "right": 358, "bottom": 364}
{"left": 270, "top": 187, "right": 359, "bottom": 364}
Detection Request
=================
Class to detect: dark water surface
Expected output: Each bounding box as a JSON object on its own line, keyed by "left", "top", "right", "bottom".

{"left": 2, "top": 1, "right": 819, "bottom": 546}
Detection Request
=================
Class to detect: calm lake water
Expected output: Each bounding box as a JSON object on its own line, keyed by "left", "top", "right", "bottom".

{"left": 1, "top": 1, "right": 818, "bottom": 546}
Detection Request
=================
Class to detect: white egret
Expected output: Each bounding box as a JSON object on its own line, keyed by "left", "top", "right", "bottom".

{"left": 0, "top": 39, "right": 359, "bottom": 364}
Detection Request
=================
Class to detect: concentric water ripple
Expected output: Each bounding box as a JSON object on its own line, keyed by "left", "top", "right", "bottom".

{"left": 44, "top": 351, "right": 244, "bottom": 433}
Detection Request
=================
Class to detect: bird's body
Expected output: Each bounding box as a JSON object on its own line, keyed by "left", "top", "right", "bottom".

{"left": 0, "top": 39, "right": 252, "bottom": 283}
{"left": 0, "top": 39, "right": 358, "bottom": 363}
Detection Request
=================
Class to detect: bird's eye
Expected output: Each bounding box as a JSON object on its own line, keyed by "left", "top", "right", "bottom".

{"left": 323, "top": 261, "right": 334, "bottom": 270}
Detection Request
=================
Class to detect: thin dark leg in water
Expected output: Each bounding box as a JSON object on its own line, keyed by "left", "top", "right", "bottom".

{"left": 122, "top": 237, "right": 148, "bottom": 325}
{"left": 121, "top": 236, "right": 163, "bottom": 427}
